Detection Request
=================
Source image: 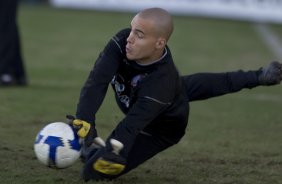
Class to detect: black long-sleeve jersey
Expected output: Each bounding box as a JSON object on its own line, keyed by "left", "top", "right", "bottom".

{"left": 76, "top": 28, "right": 188, "bottom": 151}
{"left": 76, "top": 28, "right": 259, "bottom": 157}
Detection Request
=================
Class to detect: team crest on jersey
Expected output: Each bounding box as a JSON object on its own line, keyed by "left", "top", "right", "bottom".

{"left": 131, "top": 74, "right": 147, "bottom": 87}
{"left": 111, "top": 75, "right": 130, "bottom": 108}
{"left": 111, "top": 73, "right": 147, "bottom": 108}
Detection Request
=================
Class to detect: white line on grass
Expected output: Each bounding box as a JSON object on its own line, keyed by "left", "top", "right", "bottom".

{"left": 254, "top": 23, "right": 282, "bottom": 60}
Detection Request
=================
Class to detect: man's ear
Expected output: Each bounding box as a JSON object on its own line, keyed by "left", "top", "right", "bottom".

{"left": 156, "top": 38, "right": 166, "bottom": 49}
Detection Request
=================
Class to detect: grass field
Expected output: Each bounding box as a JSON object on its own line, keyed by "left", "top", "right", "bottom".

{"left": 0, "top": 4, "right": 282, "bottom": 184}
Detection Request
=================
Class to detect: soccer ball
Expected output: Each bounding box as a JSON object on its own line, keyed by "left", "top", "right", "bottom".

{"left": 34, "top": 122, "right": 81, "bottom": 169}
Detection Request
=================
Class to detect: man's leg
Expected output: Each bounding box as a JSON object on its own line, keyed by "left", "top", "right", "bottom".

{"left": 82, "top": 131, "right": 176, "bottom": 181}
{"left": 181, "top": 70, "right": 259, "bottom": 102}
{"left": 0, "top": 0, "right": 27, "bottom": 85}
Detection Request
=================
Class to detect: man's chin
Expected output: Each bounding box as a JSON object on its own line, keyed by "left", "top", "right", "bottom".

{"left": 126, "top": 54, "right": 136, "bottom": 61}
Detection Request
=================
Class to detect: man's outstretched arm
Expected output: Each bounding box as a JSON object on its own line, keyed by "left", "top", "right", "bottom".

{"left": 183, "top": 61, "right": 282, "bottom": 101}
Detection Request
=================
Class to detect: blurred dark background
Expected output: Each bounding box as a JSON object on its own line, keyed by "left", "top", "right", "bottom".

{"left": 20, "top": 0, "right": 48, "bottom": 4}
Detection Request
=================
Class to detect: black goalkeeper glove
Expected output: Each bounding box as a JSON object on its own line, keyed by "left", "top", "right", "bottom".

{"left": 258, "top": 61, "right": 282, "bottom": 86}
{"left": 66, "top": 115, "right": 105, "bottom": 148}
{"left": 93, "top": 139, "right": 126, "bottom": 176}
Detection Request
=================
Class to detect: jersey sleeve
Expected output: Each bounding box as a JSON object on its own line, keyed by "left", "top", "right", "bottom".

{"left": 109, "top": 74, "right": 179, "bottom": 157}
{"left": 75, "top": 30, "right": 128, "bottom": 123}
{"left": 109, "top": 95, "right": 169, "bottom": 157}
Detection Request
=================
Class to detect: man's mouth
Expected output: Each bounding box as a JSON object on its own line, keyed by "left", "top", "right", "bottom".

{"left": 126, "top": 45, "right": 132, "bottom": 54}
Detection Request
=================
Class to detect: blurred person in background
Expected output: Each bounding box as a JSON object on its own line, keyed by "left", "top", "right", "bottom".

{"left": 0, "top": 0, "right": 27, "bottom": 86}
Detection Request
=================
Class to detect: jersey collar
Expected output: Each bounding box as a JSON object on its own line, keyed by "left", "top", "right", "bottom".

{"left": 135, "top": 47, "right": 168, "bottom": 66}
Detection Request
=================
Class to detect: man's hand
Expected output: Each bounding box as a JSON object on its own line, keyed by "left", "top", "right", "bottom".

{"left": 94, "top": 139, "right": 126, "bottom": 176}
{"left": 258, "top": 61, "right": 282, "bottom": 85}
{"left": 66, "top": 115, "right": 104, "bottom": 147}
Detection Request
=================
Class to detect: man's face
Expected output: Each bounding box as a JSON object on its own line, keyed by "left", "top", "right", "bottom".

{"left": 126, "top": 15, "right": 161, "bottom": 64}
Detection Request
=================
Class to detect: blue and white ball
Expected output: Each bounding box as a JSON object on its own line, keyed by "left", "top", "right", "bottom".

{"left": 34, "top": 122, "right": 81, "bottom": 169}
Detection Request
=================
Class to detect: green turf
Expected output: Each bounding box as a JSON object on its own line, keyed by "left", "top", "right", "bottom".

{"left": 0, "top": 4, "right": 282, "bottom": 184}
{"left": 272, "top": 23, "right": 282, "bottom": 37}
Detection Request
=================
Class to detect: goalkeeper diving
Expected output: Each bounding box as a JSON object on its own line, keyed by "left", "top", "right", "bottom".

{"left": 67, "top": 7, "right": 282, "bottom": 181}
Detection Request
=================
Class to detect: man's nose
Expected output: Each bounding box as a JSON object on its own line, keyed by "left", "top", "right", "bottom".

{"left": 127, "top": 32, "right": 134, "bottom": 44}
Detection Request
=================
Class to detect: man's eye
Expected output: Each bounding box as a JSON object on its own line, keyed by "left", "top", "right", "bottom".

{"left": 134, "top": 31, "right": 144, "bottom": 39}
{"left": 137, "top": 33, "right": 144, "bottom": 39}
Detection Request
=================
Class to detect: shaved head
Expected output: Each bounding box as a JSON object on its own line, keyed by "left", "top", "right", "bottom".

{"left": 137, "top": 8, "right": 174, "bottom": 41}
{"left": 126, "top": 7, "right": 174, "bottom": 64}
